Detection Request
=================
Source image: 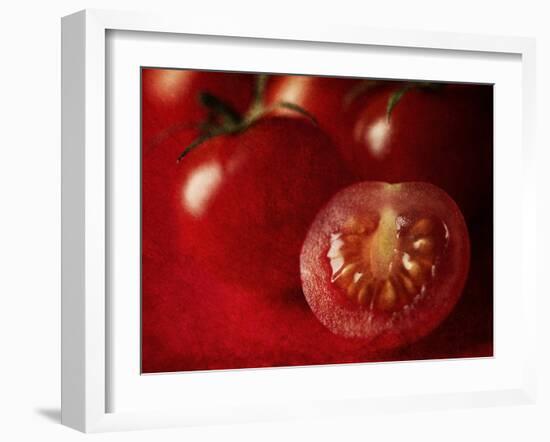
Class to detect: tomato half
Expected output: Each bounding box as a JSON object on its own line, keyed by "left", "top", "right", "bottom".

{"left": 300, "top": 181, "right": 470, "bottom": 350}
{"left": 174, "top": 116, "right": 351, "bottom": 294}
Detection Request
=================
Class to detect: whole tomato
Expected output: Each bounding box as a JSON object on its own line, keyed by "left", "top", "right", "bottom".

{"left": 173, "top": 116, "right": 351, "bottom": 295}
{"left": 347, "top": 83, "right": 493, "bottom": 218}
{"left": 142, "top": 69, "right": 255, "bottom": 154}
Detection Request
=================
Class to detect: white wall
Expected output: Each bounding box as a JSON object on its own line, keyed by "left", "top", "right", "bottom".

{"left": 0, "top": 1, "right": 547, "bottom": 440}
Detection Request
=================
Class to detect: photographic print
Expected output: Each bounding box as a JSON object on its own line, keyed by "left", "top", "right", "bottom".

{"left": 141, "top": 69, "right": 493, "bottom": 373}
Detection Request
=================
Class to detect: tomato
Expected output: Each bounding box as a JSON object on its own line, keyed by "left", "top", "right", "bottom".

{"left": 142, "top": 69, "right": 255, "bottom": 272}
{"left": 300, "top": 181, "right": 470, "bottom": 350}
{"left": 174, "top": 116, "right": 351, "bottom": 294}
{"left": 265, "top": 74, "right": 366, "bottom": 163}
{"left": 142, "top": 69, "right": 254, "bottom": 154}
{"left": 347, "top": 83, "right": 493, "bottom": 218}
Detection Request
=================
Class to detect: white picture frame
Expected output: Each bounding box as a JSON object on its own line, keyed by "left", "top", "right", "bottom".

{"left": 61, "top": 9, "right": 537, "bottom": 433}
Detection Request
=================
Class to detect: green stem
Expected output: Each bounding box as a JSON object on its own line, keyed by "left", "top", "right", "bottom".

{"left": 245, "top": 74, "right": 269, "bottom": 121}
{"left": 199, "top": 92, "right": 242, "bottom": 126}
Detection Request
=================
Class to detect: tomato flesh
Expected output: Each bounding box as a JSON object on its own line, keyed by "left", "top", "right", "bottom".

{"left": 300, "top": 181, "right": 470, "bottom": 350}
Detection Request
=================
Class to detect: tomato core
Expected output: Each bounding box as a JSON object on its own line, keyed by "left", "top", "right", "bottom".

{"left": 327, "top": 208, "right": 449, "bottom": 315}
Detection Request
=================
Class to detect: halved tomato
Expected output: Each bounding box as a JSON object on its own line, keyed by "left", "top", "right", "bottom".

{"left": 300, "top": 181, "right": 470, "bottom": 350}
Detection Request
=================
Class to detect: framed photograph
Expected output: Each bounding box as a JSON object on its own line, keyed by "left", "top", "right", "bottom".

{"left": 61, "top": 9, "right": 537, "bottom": 433}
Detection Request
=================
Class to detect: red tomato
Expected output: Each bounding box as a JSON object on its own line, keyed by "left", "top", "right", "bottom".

{"left": 300, "top": 181, "right": 470, "bottom": 350}
{"left": 142, "top": 69, "right": 256, "bottom": 275}
{"left": 347, "top": 83, "right": 493, "bottom": 218}
{"left": 174, "top": 116, "right": 351, "bottom": 294}
{"left": 265, "top": 74, "right": 365, "bottom": 163}
{"left": 141, "top": 69, "right": 254, "bottom": 154}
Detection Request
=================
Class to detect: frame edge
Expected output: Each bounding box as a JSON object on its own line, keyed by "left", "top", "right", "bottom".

{"left": 61, "top": 9, "right": 87, "bottom": 432}
{"left": 61, "top": 9, "right": 108, "bottom": 433}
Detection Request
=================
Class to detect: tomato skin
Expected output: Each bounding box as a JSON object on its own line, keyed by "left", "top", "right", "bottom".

{"left": 174, "top": 117, "right": 351, "bottom": 294}
{"left": 348, "top": 84, "right": 493, "bottom": 218}
{"left": 141, "top": 69, "right": 254, "bottom": 154}
{"left": 300, "top": 181, "right": 470, "bottom": 350}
